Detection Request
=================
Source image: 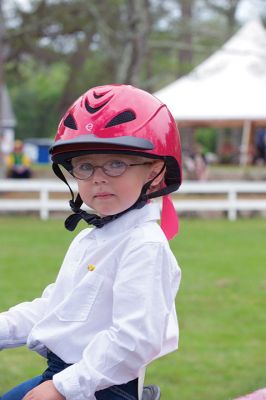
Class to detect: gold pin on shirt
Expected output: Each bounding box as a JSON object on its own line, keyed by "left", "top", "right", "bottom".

{"left": 88, "top": 264, "right": 95, "bottom": 272}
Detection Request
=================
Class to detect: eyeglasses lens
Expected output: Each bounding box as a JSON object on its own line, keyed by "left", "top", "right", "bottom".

{"left": 72, "top": 160, "right": 128, "bottom": 179}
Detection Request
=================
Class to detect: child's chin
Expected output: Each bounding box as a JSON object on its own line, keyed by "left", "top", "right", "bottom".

{"left": 95, "top": 208, "right": 118, "bottom": 217}
{"left": 97, "top": 206, "right": 127, "bottom": 217}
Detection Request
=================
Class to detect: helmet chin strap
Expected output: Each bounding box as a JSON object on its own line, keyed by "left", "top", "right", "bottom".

{"left": 53, "top": 162, "right": 178, "bottom": 238}
{"left": 52, "top": 163, "right": 161, "bottom": 232}
{"left": 65, "top": 193, "right": 147, "bottom": 231}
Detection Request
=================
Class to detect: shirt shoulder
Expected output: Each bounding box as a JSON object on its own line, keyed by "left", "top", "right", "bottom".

{"left": 119, "top": 221, "right": 181, "bottom": 290}
{"left": 129, "top": 220, "right": 168, "bottom": 246}
{"left": 68, "top": 227, "right": 94, "bottom": 247}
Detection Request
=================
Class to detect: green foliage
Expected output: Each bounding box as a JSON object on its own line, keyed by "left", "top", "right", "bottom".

{"left": 8, "top": 61, "right": 69, "bottom": 139}
{"left": 3, "top": 0, "right": 249, "bottom": 141}
{"left": 0, "top": 217, "right": 265, "bottom": 399}
{"left": 195, "top": 127, "right": 217, "bottom": 153}
{"left": 77, "top": 51, "right": 115, "bottom": 93}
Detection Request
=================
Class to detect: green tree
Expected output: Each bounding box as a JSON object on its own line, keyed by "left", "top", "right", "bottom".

{"left": 2, "top": 0, "right": 251, "bottom": 139}
{"left": 10, "top": 61, "right": 68, "bottom": 138}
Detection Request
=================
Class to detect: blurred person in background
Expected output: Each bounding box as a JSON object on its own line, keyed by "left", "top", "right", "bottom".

{"left": 5, "top": 140, "right": 32, "bottom": 179}
{"left": 254, "top": 128, "right": 266, "bottom": 165}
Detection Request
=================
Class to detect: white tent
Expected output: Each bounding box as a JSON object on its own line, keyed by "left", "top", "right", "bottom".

{"left": 154, "top": 19, "right": 266, "bottom": 162}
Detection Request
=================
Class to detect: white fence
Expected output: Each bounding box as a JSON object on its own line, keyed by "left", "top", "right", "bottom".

{"left": 0, "top": 179, "right": 266, "bottom": 221}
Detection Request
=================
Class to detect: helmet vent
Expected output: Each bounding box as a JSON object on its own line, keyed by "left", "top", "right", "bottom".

{"left": 85, "top": 99, "right": 108, "bottom": 114}
{"left": 105, "top": 110, "right": 136, "bottom": 128}
{"left": 64, "top": 114, "right": 77, "bottom": 130}
{"left": 93, "top": 91, "right": 104, "bottom": 99}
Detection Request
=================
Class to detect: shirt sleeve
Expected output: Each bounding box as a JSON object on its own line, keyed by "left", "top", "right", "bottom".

{"left": 53, "top": 240, "right": 181, "bottom": 400}
{"left": 0, "top": 229, "right": 87, "bottom": 351}
{"left": 0, "top": 283, "right": 55, "bottom": 349}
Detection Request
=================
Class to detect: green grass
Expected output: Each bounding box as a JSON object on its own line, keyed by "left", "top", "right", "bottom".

{"left": 0, "top": 217, "right": 265, "bottom": 399}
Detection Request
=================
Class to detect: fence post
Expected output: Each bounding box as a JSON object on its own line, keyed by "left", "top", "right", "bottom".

{"left": 40, "top": 187, "right": 49, "bottom": 220}
{"left": 228, "top": 189, "right": 237, "bottom": 221}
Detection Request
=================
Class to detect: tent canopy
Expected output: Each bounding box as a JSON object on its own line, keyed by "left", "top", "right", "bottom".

{"left": 154, "top": 19, "right": 266, "bottom": 128}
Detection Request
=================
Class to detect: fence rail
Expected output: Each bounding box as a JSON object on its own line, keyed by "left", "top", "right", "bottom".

{"left": 0, "top": 179, "right": 266, "bottom": 221}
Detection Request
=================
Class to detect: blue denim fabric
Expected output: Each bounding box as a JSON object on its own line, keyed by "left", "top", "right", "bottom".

{"left": 0, "top": 351, "right": 138, "bottom": 400}
{"left": 0, "top": 376, "right": 43, "bottom": 400}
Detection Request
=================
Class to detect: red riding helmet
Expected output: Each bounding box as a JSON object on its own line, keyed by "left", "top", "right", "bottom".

{"left": 50, "top": 84, "right": 182, "bottom": 237}
{"left": 50, "top": 84, "right": 182, "bottom": 195}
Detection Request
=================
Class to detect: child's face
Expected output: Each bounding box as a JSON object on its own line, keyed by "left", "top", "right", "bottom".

{"left": 72, "top": 153, "right": 164, "bottom": 217}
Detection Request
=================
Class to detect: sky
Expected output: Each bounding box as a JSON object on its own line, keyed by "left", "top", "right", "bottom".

{"left": 236, "top": 0, "right": 266, "bottom": 21}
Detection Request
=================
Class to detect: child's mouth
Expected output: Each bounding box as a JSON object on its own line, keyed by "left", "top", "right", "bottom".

{"left": 94, "top": 193, "right": 114, "bottom": 199}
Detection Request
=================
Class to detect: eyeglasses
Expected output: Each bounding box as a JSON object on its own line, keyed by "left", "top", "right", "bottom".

{"left": 71, "top": 159, "right": 152, "bottom": 180}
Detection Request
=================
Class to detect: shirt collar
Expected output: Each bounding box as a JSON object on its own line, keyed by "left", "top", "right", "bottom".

{"left": 93, "top": 201, "right": 160, "bottom": 241}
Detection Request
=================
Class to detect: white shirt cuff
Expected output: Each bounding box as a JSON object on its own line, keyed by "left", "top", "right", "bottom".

{"left": 53, "top": 364, "right": 95, "bottom": 400}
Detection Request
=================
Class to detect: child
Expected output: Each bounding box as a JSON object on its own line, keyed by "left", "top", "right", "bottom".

{"left": 0, "top": 84, "right": 182, "bottom": 400}
{"left": 5, "top": 140, "right": 32, "bottom": 179}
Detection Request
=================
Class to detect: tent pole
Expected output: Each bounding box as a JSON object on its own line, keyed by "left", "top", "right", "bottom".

{"left": 240, "top": 120, "right": 252, "bottom": 165}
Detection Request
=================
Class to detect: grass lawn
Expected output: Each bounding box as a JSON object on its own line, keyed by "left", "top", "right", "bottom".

{"left": 0, "top": 216, "right": 265, "bottom": 399}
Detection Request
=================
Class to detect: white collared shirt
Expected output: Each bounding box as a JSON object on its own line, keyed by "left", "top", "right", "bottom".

{"left": 0, "top": 203, "right": 181, "bottom": 400}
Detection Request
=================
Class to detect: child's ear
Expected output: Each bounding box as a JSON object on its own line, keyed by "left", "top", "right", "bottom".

{"left": 148, "top": 161, "right": 165, "bottom": 186}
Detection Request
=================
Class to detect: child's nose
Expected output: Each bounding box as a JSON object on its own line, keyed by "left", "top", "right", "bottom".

{"left": 92, "top": 166, "right": 108, "bottom": 183}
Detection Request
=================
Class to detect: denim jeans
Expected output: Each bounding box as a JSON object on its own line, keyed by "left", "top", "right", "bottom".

{"left": 0, "top": 351, "right": 138, "bottom": 400}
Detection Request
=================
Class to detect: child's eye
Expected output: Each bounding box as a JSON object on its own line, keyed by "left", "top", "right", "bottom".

{"left": 79, "top": 163, "right": 94, "bottom": 172}
{"left": 108, "top": 160, "right": 126, "bottom": 169}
